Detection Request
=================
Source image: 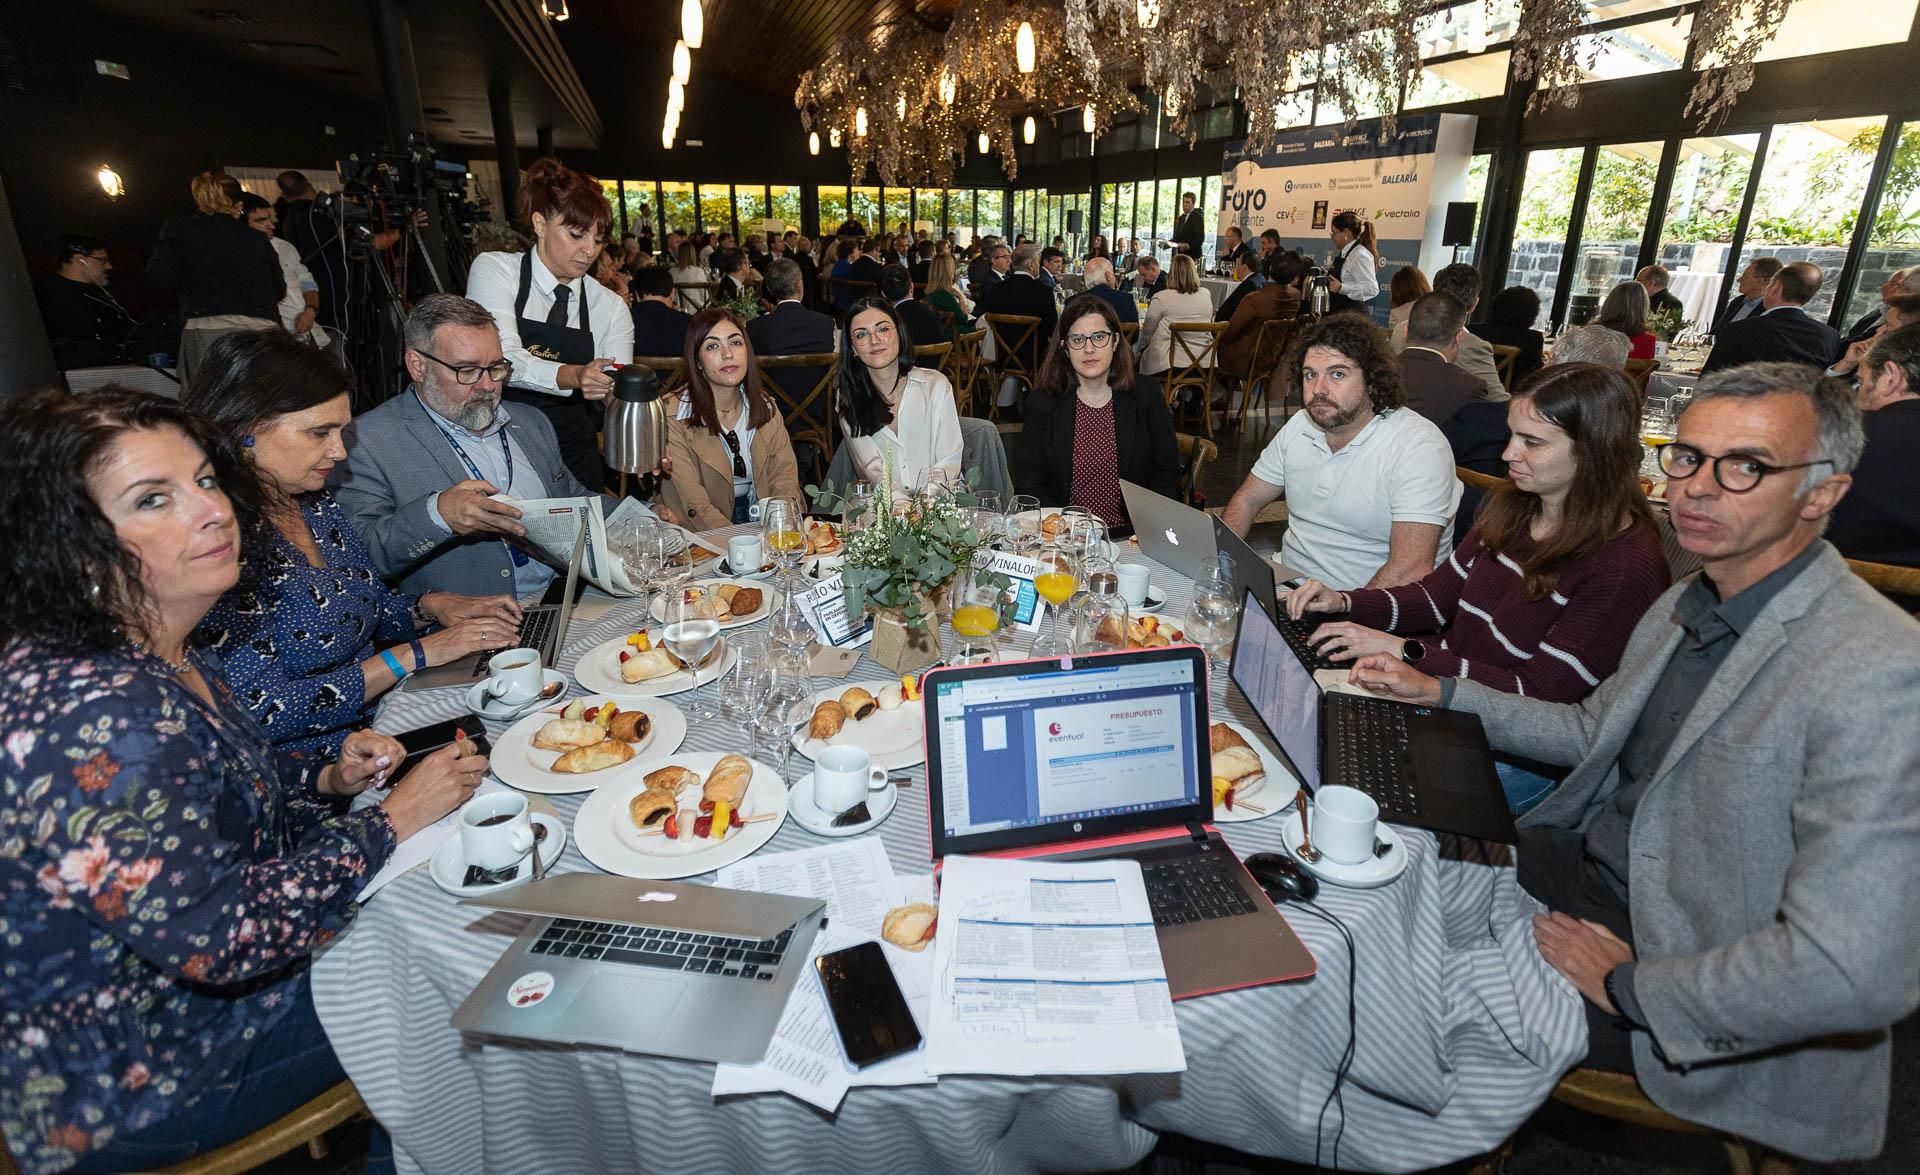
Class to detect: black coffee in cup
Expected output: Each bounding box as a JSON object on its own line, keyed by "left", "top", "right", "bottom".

{"left": 476, "top": 813, "right": 516, "bottom": 827}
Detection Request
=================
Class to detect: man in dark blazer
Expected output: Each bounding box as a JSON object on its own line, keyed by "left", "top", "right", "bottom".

{"left": 910, "top": 241, "right": 935, "bottom": 288}
{"left": 1129, "top": 255, "right": 1166, "bottom": 298}
{"left": 1701, "top": 262, "right": 1842, "bottom": 374}
{"left": 1708, "top": 257, "right": 1780, "bottom": 333}
{"left": 629, "top": 267, "right": 692, "bottom": 359}
{"left": 1079, "top": 257, "right": 1138, "bottom": 324}
{"left": 1833, "top": 265, "right": 1918, "bottom": 360}
{"left": 881, "top": 264, "right": 945, "bottom": 367}
{"left": 747, "top": 258, "right": 835, "bottom": 406}
{"left": 1398, "top": 293, "right": 1490, "bottom": 427}
{"left": 1635, "top": 265, "right": 1684, "bottom": 319}
{"left": 966, "top": 236, "right": 1002, "bottom": 290}
{"left": 848, "top": 242, "right": 886, "bottom": 293}
{"left": 975, "top": 244, "right": 1057, "bottom": 380}
{"left": 1213, "top": 252, "right": 1265, "bottom": 323}
{"left": 1170, "top": 191, "right": 1205, "bottom": 260}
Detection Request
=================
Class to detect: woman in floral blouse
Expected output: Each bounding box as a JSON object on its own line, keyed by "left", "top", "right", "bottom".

{"left": 187, "top": 330, "right": 523, "bottom": 757}
{"left": 0, "top": 388, "right": 487, "bottom": 1174}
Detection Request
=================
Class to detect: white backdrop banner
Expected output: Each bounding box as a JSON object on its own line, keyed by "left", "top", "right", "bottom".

{"left": 1220, "top": 113, "right": 1477, "bottom": 324}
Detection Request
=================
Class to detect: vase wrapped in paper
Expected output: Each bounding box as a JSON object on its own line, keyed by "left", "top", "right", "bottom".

{"left": 807, "top": 454, "right": 1005, "bottom": 675}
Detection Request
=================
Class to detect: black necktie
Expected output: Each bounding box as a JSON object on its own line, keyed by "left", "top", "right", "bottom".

{"left": 547, "top": 284, "right": 571, "bottom": 328}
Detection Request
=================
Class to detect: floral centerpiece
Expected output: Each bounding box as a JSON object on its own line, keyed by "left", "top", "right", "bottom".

{"left": 1648, "top": 304, "right": 1691, "bottom": 356}
{"left": 722, "top": 287, "right": 763, "bottom": 322}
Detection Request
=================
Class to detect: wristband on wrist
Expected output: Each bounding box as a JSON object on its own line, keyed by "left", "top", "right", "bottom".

{"left": 379, "top": 648, "right": 410, "bottom": 680}
{"left": 408, "top": 638, "right": 427, "bottom": 672}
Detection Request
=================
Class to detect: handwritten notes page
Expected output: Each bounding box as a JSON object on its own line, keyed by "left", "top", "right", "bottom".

{"left": 924, "top": 854, "right": 1186, "bottom": 1077}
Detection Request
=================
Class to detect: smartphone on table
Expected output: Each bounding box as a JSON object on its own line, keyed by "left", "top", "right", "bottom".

{"left": 815, "top": 940, "right": 921, "bottom": 1069}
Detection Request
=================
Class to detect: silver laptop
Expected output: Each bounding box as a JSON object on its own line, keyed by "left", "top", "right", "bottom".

{"left": 402, "top": 516, "right": 588, "bottom": 692}
{"left": 1122, "top": 479, "right": 1216, "bottom": 574}
{"left": 451, "top": 873, "right": 827, "bottom": 1063}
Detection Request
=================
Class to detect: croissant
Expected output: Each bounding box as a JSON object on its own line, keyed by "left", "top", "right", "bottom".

{"left": 551, "top": 738, "right": 635, "bottom": 774}
{"left": 702, "top": 753, "right": 753, "bottom": 807}
{"left": 810, "top": 700, "right": 846, "bottom": 739}
{"left": 713, "top": 583, "right": 740, "bottom": 616}
{"left": 642, "top": 765, "right": 701, "bottom": 795}
{"left": 840, "top": 686, "right": 877, "bottom": 721}
{"left": 532, "top": 718, "right": 606, "bottom": 751}
{"left": 1040, "top": 512, "right": 1068, "bottom": 537}
{"left": 609, "top": 710, "right": 654, "bottom": 744}
{"left": 1210, "top": 723, "right": 1251, "bottom": 755}
{"left": 881, "top": 903, "right": 938, "bottom": 952}
{"left": 627, "top": 789, "right": 675, "bottom": 828}
{"left": 621, "top": 648, "right": 681, "bottom": 683}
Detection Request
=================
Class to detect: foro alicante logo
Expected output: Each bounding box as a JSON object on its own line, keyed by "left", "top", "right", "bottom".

{"left": 1227, "top": 189, "right": 1267, "bottom": 211}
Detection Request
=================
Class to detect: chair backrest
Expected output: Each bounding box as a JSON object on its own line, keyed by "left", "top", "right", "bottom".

{"left": 1846, "top": 556, "right": 1920, "bottom": 602}
{"left": 1174, "top": 432, "right": 1216, "bottom": 506}
{"left": 1623, "top": 357, "right": 1658, "bottom": 395}
{"left": 945, "top": 328, "right": 988, "bottom": 411}
{"left": 1249, "top": 316, "right": 1298, "bottom": 382}
{"left": 936, "top": 308, "right": 957, "bottom": 339}
{"left": 632, "top": 356, "right": 688, "bottom": 393}
{"left": 1488, "top": 342, "right": 1521, "bottom": 392}
{"left": 913, "top": 341, "right": 953, "bottom": 370}
{"left": 674, "top": 280, "right": 716, "bottom": 313}
{"left": 983, "top": 313, "right": 1043, "bottom": 377}
{"left": 1455, "top": 464, "right": 1509, "bottom": 534}
{"left": 831, "top": 278, "right": 878, "bottom": 306}
{"left": 1167, "top": 321, "right": 1226, "bottom": 385}
{"left": 756, "top": 353, "right": 840, "bottom": 457}
{"left": 1454, "top": 465, "right": 1509, "bottom": 494}
{"left": 1119, "top": 321, "right": 1141, "bottom": 342}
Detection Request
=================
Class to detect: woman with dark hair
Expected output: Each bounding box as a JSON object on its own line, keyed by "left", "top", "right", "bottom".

{"left": 836, "top": 298, "right": 962, "bottom": 498}
{"left": 661, "top": 307, "right": 802, "bottom": 528}
{"left": 1594, "top": 280, "right": 1657, "bottom": 360}
{"left": 1325, "top": 210, "right": 1381, "bottom": 313}
{"left": 1287, "top": 362, "right": 1670, "bottom": 811}
{"left": 1017, "top": 293, "right": 1180, "bottom": 534}
{"left": 1470, "top": 285, "right": 1547, "bottom": 383}
{"left": 187, "top": 331, "right": 521, "bottom": 757}
{"left": 0, "top": 387, "right": 485, "bottom": 1174}
{"left": 1387, "top": 265, "right": 1431, "bottom": 340}
{"left": 465, "top": 157, "right": 632, "bottom": 491}
{"left": 141, "top": 171, "right": 283, "bottom": 385}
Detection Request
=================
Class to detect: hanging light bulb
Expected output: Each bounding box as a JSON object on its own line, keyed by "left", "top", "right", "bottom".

{"left": 680, "top": 0, "right": 704, "bottom": 49}
{"left": 939, "top": 68, "right": 957, "bottom": 106}
{"left": 1466, "top": 2, "right": 1488, "bottom": 53}
{"left": 809, "top": 131, "right": 821, "bottom": 156}
{"left": 666, "top": 105, "right": 681, "bottom": 136}
{"left": 96, "top": 165, "right": 124, "bottom": 199}
{"left": 1015, "top": 21, "right": 1036, "bottom": 73}
{"left": 672, "top": 40, "right": 691, "bottom": 85}
{"left": 1022, "top": 115, "right": 1036, "bottom": 144}
{"left": 662, "top": 126, "right": 674, "bottom": 150}
{"left": 829, "top": 127, "right": 842, "bottom": 148}
{"left": 668, "top": 78, "right": 684, "bottom": 116}
{"left": 896, "top": 95, "right": 906, "bottom": 121}
{"left": 1136, "top": 0, "right": 1161, "bottom": 29}
{"left": 855, "top": 106, "right": 868, "bottom": 137}
{"left": 541, "top": 0, "right": 569, "bottom": 20}
{"left": 1082, "top": 105, "right": 1096, "bottom": 134}
{"left": 978, "top": 130, "right": 990, "bottom": 154}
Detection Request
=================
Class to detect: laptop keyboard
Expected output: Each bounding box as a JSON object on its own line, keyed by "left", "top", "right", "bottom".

{"left": 1274, "top": 610, "right": 1347, "bottom": 672}
{"left": 1142, "top": 857, "right": 1260, "bottom": 926}
{"left": 469, "top": 608, "right": 556, "bottom": 678}
{"left": 1327, "top": 695, "right": 1422, "bottom": 815}
{"left": 529, "top": 918, "right": 795, "bottom": 981}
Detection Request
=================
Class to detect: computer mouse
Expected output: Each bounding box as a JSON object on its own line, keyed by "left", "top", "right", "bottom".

{"left": 1242, "top": 852, "right": 1318, "bottom": 903}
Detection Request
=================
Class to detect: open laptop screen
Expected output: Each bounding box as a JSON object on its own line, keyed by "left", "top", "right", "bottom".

{"left": 1227, "top": 589, "right": 1322, "bottom": 792}
{"left": 925, "top": 648, "right": 1209, "bottom": 858}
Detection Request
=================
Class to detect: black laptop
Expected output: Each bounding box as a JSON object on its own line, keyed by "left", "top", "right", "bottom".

{"left": 1209, "top": 518, "right": 1350, "bottom": 670}
{"left": 1228, "top": 587, "right": 1516, "bottom": 844}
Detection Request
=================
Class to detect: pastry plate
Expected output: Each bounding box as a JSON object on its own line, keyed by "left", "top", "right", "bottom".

{"left": 571, "top": 633, "right": 739, "bottom": 698}
{"left": 489, "top": 696, "right": 688, "bottom": 795}
{"left": 1211, "top": 720, "right": 1300, "bottom": 824}
{"left": 649, "top": 578, "right": 780, "bottom": 631}
{"left": 792, "top": 680, "right": 926, "bottom": 771}
{"left": 573, "top": 752, "right": 788, "bottom": 880}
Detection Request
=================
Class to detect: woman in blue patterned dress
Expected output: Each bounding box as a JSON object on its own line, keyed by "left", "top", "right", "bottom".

{"left": 0, "top": 388, "right": 488, "bottom": 1173}
{"left": 187, "top": 331, "right": 523, "bottom": 757}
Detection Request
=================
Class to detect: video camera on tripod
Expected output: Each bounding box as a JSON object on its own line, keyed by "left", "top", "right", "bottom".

{"left": 318, "top": 136, "right": 478, "bottom": 265}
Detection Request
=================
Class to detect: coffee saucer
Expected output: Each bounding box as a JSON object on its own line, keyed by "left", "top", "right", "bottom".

{"left": 466, "top": 671, "right": 566, "bottom": 722}
{"left": 1133, "top": 586, "right": 1168, "bottom": 614}
{"left": 429, "top": 813, "right": 566, "bottom": 897}
{"left": 1277, "top": 811, "right": 1408, "bottom": 889}
{"left": 789, "top": 772, "right": 898, "bottom": 838}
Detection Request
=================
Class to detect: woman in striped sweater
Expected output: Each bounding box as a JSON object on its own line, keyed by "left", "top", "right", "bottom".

{"left": 1284, "top": 362, "right": 1670, "bottom": 811}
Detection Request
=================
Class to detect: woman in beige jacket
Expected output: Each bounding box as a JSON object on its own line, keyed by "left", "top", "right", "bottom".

{"left": 660, "top": 307, "right": 803, "bottom": 530}
{"left": 1135, "top": 253, "right": 1215, "bottom": 376}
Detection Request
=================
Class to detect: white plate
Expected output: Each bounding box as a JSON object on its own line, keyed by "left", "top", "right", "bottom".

{"left": 573, "top": 752, "right": 788, "bottom": 880}
{"left": 649, "top": 578, "right": 780, "bottom": 631}
{"left": 429, "top": 813, "right": 567, "bottom": 897}
{"left": 788, "top": 772, "right": 898, "bottom": 837}
{"left": 792, "top": 681, "right": 926, "bottom": 770}
{"left": 1008, "top": 510, "right": 1118, "bottom": 558}
{"left": 1278, "top": 810, "right": 1409, "bottom": 889}
{"left": 1210, "top": 720, "right": 1301, "bottom": 824}
{"left": 465, "top": 669, "right": 566, "bottom": 723}
{"left": 489, "top": 696, "right": 689, "bottom": 795}
{"left": 571, "top": 633, "right": 739, "bottom": 698}
{"left": 1134, "top": 586, "right": 1168, "bottom": 615}
{"left": 717, "top": 555, "right": 778, "bottom": 581}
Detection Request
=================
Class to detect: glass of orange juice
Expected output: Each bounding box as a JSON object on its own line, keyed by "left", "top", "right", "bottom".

{"left": 948, "top": 559, "right": 1006, "bottom": 665}
{"left": 761, "top": 496, "right": 806, "bottom": 580}
{"left": 1030, "top": 541, "right": 1080, "bottom": 658}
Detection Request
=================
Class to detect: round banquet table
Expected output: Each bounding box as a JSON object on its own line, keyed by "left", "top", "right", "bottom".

{"left": 311, "top": 524, "right": 1586, "bottom": 1175}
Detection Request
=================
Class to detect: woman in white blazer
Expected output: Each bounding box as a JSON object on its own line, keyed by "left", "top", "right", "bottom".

{"left": 1136, "top": 253, "right": 1215, "bottom": 376}
{"left": 836, "top": 298, "right": 962, "bottom": 498}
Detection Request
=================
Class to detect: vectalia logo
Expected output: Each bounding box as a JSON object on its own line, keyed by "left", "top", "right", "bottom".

{"left": 1380, "top": 171, "right": 1418, "bottom": 184}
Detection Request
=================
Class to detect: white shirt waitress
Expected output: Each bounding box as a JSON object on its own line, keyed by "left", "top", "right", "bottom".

{"left": 1325, "top": 211, "right": 1381, "bottom": 315}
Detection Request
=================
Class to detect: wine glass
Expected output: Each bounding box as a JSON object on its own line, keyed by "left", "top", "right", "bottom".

{"left": 1008, "top": 494, "right": 1041, "bottom": 552}
{"left": 948, "top": 557, "right": 1005, "bottom": 665}
{"left": 1075, "top": 562, "right": 1130, "bottom": 654}
{"left": 762, "top": 496, "right": 806, "bottom": 582}
{"left": 1638, "top": 402, "right": 1675, "bottom": 480}
{"left": 841, "top": 481, "right": 875, "bottom": 541}
{"left": 970, "top": 491, "right": 1003, "bottom": 548}
{"left": 620, "top": 522, "right": 670, "bottom": 614}
{"left": 760, "top": 652, "right": 814, "bottom": 785}
{"left": 767, "top": 578, "right": 815, "bottom": 653}
{"left": 661, "top": 589, "right": 723, "bottom": 722}
{"left": 723, "top": 644, "right": 771, "bottom": 760}
{"left": 1029, "top": 540, "right": 1080, "bottom": 658}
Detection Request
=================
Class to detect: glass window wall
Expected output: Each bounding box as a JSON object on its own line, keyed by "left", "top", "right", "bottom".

{"left": 1505, "top": 148, "right": 1584, "bottom": 328}
{"left": 975, "top": 189, "right": 1005, "bottom": 241}
{"left": 818, "top": 187, "right": 849, "bottom": 237}
{"left": 1842, "top": 120, "right": 1920, "bottom": 325}
{"left": 882, "top": 188, "right": 912, "bottom": 237}
{"left": 1750, "top": 0, "right": 1918, "bottom": 63}
{"left": 1657, "top": 135, "right": 1761, "bottom": 328}
{"left": 696, "top": 184, "right": 734, "bottom": 237}
{"left": 768, "top": 185, "right": 802, "bottom": 234}
{"left": 1744, "top": 116, "right": 1883, "bottom": 318}
{"left": 850, "top": 186, "right": 882, "bottom": 235}
{"left": 616, "top": 181, "right": 658, "bottom": 240}
{"left": 733, "top": 186, "right": 769, "bottom": 240}
{"left": 659, "top": 181, "right": 697, "bottom": 238}
{"left": 1564, "top": 141, "right": 1663, "bottom": 323}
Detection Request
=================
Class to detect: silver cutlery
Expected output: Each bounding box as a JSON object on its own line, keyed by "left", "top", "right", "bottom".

{"left": 1295, "top": 793, "right": 1322, "bottom": 863}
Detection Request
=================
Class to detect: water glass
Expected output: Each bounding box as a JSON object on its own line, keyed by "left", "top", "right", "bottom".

{"left": 760, "top": 653, "right": 815, "bottom": 785}
{"left": 1008, "top": 494, "right": 1041, "bottom": 551}
{"left": 661, "top": 590, "right": 723, "bottom": 722}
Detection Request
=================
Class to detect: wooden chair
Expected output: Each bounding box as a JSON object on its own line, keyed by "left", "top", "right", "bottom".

{"left": 1489, "top": 342, "right": 1522, "bottom": 393}
{"left": 1174, "top": 433, "right": 1216, "bottom": 508}
{"left": 133, "top": 1080, "right": 367, "bottom": 1175}
{"left": 912, "top": 340, "right": 953, "bottom": 372}
{"left": 983, "top": 313, "right": 1044, "bottom": 421}
{"left": 944, "top": 327, "right": 988, "bottom": 415}
{"left": 673, "top": 280, "right": 717, "bottom": 313}
{"left": 1455, "top": 465, "right": 1510, "bottom": 533}
{"left": 631, "top": 356, "right": 687, "bottom": 393}
{"left": 1233, "top": 316, "right": 1299, "bottom": 427}
{"left": 1846, "top": 556, "right": 1920, "bottom": 604}
{"left": 1164, "top": 321, "right": 1228, "bottom": 439}
{"left": 1624, "top": 357, "right": 1658, "bottom": 396}
{"left": 936, "top": 308, "right": 957, "bottom": 339}
{"left": 1546, "top": 1068, "right": 1797, "bottom": 1175}
{"left": 1119, "top": 321, "right": 1140, "bottom": 344}
{"left": 1456, "top": 465, "right": 1509, "bottom": 494}
{"left": 756, "top": 353, "right": 839, "bottom": 478}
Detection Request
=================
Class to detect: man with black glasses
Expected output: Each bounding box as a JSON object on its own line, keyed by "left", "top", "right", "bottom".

{"left": 37, "top": 233, "right": 132, "bottom": 368}
{"left": 1348, "top": 363, "right": 1920, "bottom": 1164}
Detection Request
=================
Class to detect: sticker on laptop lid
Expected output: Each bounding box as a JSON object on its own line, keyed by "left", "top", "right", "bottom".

{"left": 507, "top": 971, "right": 555, "bottom": 1008}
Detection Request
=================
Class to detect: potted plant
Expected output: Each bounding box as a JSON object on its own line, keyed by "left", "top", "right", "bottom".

{"left": 1647, "top": 304, "right": 1690, "bottom": 360}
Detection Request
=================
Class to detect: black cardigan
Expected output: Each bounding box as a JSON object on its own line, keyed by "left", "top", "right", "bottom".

{"left": 142, "top": 213, "right": 283, "bottom": 322}
{"left": 1015, "top": 374, "right": 1180, "bottom": 535}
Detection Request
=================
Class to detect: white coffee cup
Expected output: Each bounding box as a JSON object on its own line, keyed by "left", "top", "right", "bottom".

{"left": 1311, "top": 785, "right": 1380, "bottom": 866}
{"left": 728, "top": 534, "right": 765, "bottom": 573}
{"left": 813, "top": 745, "right": 888, "bottom": 814}
{"left": 484, "top": 647, "right": 543, "bottom": 705}
{"left": 460, "top": 792, "right": 537, "bottom": 871}
{"left": 1116, "top": 562, "right": 1151, "bottom": 607}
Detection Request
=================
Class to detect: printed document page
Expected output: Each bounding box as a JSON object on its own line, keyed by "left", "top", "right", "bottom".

{"left": 924, "top": 854, "right": 1186, "bottom": 1077}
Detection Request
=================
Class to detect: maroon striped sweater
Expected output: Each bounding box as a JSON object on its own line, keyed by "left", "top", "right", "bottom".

{"left": 1344, "top": 520, "right": 1670, "bottom": 701}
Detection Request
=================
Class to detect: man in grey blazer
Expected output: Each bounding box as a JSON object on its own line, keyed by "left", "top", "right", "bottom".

{"left": 1347, "top": 363, "right": 1920, "bottom": 1162}
{"left": 333, "top": 294, "right": 665, "bottom": 599}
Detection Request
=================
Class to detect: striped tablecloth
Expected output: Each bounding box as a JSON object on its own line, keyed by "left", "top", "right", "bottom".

{"left": 311, "top": 527, "right": 1585, "bottom": 1175}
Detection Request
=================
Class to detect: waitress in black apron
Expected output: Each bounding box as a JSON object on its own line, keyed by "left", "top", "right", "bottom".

{"left": 1325, "top": 210, "right": 1382, "bottom": 316}
{"left": 464, "top": 158, "right": 632, "bottom": 493}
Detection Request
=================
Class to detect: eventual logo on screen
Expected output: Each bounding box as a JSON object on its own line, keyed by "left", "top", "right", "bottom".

{"left": 1048, "top": 722, "right": 1063, "bottom": 736}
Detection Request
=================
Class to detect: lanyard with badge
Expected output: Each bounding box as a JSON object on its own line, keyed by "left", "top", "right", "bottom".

{"left": 418, "top": 392, "right": 530, "bottom": 567}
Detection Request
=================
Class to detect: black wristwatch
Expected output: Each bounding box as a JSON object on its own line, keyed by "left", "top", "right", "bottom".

{"left": 1401, "top": 639, "right": 1426, "bottom": 663}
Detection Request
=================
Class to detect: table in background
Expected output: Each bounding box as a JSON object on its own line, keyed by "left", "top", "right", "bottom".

{"left": 1199, "top": 276, "right": 1236, "bottom": 311}
{"left": 64, "top": 364, "right": 181, "bottom": 398}
{"left": 1664, "top": 269, "right": 1724, "bottom": 330}
{"left": 311, "top": 526, "right": 1584, "bottom": 1175}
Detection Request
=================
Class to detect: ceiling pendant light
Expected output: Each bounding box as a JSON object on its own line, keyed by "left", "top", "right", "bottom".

{"left": 1466, "top": 2, "right": 1488, "bottom": 54}
{"left": 855, "top": 106, "right": 868, "bottom": 137}
{"left": 896, "top": 95, "right": 906, "bottom": 121}
{"left": 1082, "top": 105, "right": 1095, "bottom": 134}
{"left": 662, "top": 126, "right": 674, "bottom": 150}
{"left": 1136, "top": 0, "right": 1161, "bottom": 29}
{"left": 978, "top": 130, "right": 990, "bottom": 154}
{"left": 809, "top": 131, "right": 820, "bottom": 156}
{"left": 1015, "top": 21, "right": 1036, "bottom": 73}
{"left": 680, "top": 0, "right": 704, "bottom": 49}
{"left": 939, "top": 68, "right": 957, "bottom": 106}
{"left": 97, "top": 165, "right": 125, "bottom": 199}
{"left": 672, "top": 40, "right": 691, "bottom": 85}
{"left": 1022, "top": 115, "right": 1036, "bottom": 144}
{"left": 829, "top": 127, "right": 842, "bottom": 148}
{"left": 541, "top": 0, "right": 569, "bottom": 21}
{"left": 668, "top": 78, "right": 684, "bottom": 115}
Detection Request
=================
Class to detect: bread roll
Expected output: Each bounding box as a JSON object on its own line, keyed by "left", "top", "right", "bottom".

{"left": 552, "top": 738, "right": 635, "bottom": 774}
{"left": 642, "top": 764, "right": 701, "bottom": 795}
{"left": 881, "top": 903, "right": 938, "bottom": 951}
{"left": 702, "top": 754, "right": 752, "bottom": 807}
{"left": 1210, "top": 723, "right": 1251, "bottom": 754}
{"left": 532, "top": 718, "right": 606, "bottom": 751}
{"left": 840, "top": 686, "right": 877, "bottom": 721}
{"left": 621, "top": 648, "right": 680, "bottom": 683}
{"left": 609, "top": 710, "right": 653, "bottom": 744}
{"left": 1040, "top": 512, "right": 1067, "bottom": 537}
{"left": 713, "top": 583, "right": 740, "bottom": 616}
{"left": 810, "top": 700, "right": 846, "bottom": 739}
{"left": 627, "top": 789, "right": 675, "bottom": 828}
{"left": 728, "top": 587, "right": 763, "bottom": 616}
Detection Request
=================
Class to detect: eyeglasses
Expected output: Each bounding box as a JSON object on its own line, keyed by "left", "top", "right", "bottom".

{"left": 417, "top": 351, "right": 514, "bottom": 386}
{"left": 723, "top": 428, "right": 747, "bottom": 478}
{"left": 1655, "top": 442, "right": 1832, "bottom": 494}
{"left": 851, "top": 322, "right": 895, "bottom": 344}
{"left": 1065, "top": 330, "right": 1115, "bottom": 351}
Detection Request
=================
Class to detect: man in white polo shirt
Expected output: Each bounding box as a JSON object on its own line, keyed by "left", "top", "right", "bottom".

{"left": 1220, "top": 312, "right": 1460, "bottom": 589}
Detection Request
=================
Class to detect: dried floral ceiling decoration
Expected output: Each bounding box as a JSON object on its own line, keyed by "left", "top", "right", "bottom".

{"left": 797, "top": 0, "right": 1798, "bottom": 183}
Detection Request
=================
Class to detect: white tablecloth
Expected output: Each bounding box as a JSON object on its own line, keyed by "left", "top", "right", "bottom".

{"left": 311, "top": 526, "right": 1585, "bottom": 1175}
{"left": 1664, "top": 270, "right": 1723, "bottom": 331}
{"left": 1199, "top": 277, "right": 1237, "bottom": 311}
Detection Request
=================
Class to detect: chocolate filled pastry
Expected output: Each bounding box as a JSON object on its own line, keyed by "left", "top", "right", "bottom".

{"left": 621, "top": 648, "right": 682, "bottom": 684}
{"left": 608, "top": 710, "right": 653, "bottom": 744}
{"left": 642, "top": 764, "right": 701, "bottom": 795}
{"left": 702, "top": 754, "right": 753, "bottom": 808}
{"left": 810, "top": 699, "right": 847, "bottom": 739}
{"left": 532, "top": 718, "right": 606, "bottom": 751}
{"left": 839, "top": 686, "right": 877, "bottom": 721}
{"left": 627, "top": 788, "right": 675, "bottom": 828}
{"left": 881, "top": 903, "right": 938, "bottom": 951}
{"left": 551, "top": 738, "right": 636, "bottom": 774}
{"left": 1210, "top": 723, "right": 1251, "bottom": 754}
{"left": 727, "top": 586, "right": 763, "bottom": 616}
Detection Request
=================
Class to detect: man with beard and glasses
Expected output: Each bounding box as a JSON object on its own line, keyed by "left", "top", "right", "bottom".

{"left": 331, "top": 295, "right": 670, "bottom": 598}
{"left": 1220, "top": 312, "right": 1460, "bottom": 589}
